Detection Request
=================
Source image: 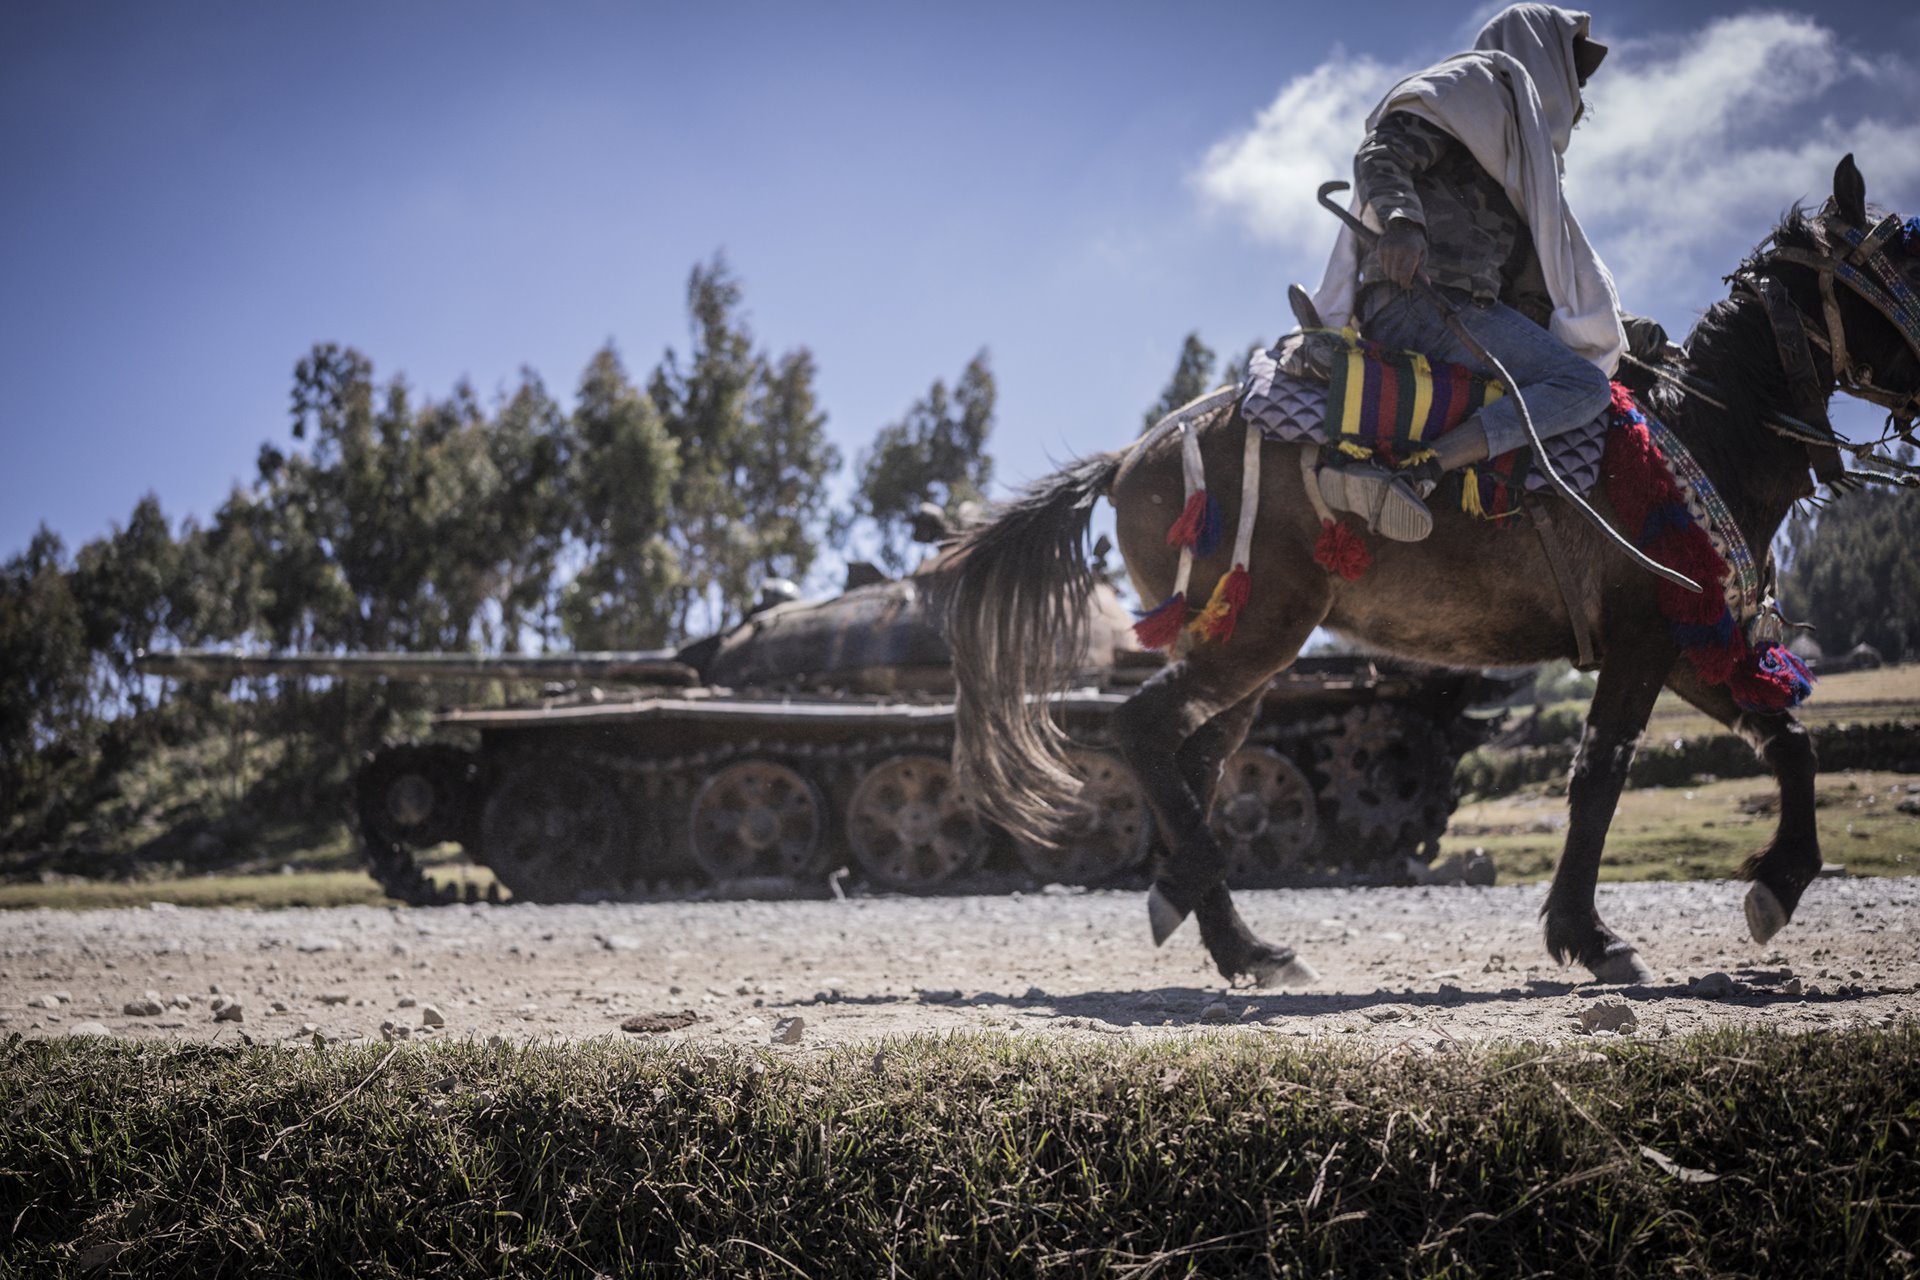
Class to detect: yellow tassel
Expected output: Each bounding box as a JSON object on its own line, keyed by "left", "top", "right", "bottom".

{"left": 1458, "top": 467, "right": 1525, "bottom": 521}
{"left": 1399, "top": 448, "right": 1438, "bottom": 468}
{"left": 1336, "top": 441, "right": 1375, "bottom": 461}
{"left": 1185, "top": 564, "right": 1251, "bottom": 642}
{"left": 1460, "top": 467, "right": 1487, "bottom": 519}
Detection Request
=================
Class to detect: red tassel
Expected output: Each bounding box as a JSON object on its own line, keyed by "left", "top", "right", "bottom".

{"left": 1166, "top": 490, "right": 1208, "bottom": 547}
{"left": 1189, "top": 565, "right": 1251, "bottom": 643}
{"left": 1165, "top": 489, "right": 1221, "bottom": 556}
{"left": 1312, "top": 519, "right": 1371, "bottom": 580}
{"left": 1132, "top": 593, "right": 1188, "bottom": 650}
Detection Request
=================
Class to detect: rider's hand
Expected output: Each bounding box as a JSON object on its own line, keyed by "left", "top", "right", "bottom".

{"left": 1377, "top": 220, "right": 1428, "bottom": 289}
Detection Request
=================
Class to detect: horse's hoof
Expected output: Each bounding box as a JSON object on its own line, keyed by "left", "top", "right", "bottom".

{"left": 1587, "top": 947, "right": 1655, "bottom": 985}
{"left": 1250, "top": 956, "right": 1318, "bottom": 988}
{"left": 1744, "top": 881, "right": 1789, "bottom": 944}
{"left": 1147, "top": 884, "right": 1188, "bottom": 947}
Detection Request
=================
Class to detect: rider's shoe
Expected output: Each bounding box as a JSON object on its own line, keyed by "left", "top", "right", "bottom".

{"left": 1317, "top": 459, "right": 1435, "bottom": 542}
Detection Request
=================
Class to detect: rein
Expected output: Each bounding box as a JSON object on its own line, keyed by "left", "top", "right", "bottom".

{"left": 1617, "top": 354, "right": 1920, "bottom": 490}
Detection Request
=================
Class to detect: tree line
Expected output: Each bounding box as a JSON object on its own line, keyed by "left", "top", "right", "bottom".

{"left": 0, "top": 256, "right": 1004, "bottom": 850}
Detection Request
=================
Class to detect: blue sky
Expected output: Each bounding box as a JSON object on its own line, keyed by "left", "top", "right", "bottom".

{"left": 5, "top": 2, "right": 1919, "bottom": 575}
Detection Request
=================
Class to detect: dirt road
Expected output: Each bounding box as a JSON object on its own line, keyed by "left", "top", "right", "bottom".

{"left": 4, "top": 878, "right": 1915, "bottom": 1050}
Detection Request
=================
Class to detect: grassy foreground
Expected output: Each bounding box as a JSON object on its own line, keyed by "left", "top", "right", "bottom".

{"left": 4, "top": 1029, "right": 1915, "bottom": 1278}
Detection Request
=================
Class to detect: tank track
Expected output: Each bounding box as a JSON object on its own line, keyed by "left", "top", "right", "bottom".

{"left": 360, "top": 705, "right": 1467, "bottom": 903}
{"left": 357, "top": 729, "right": 959, "bottom": 905}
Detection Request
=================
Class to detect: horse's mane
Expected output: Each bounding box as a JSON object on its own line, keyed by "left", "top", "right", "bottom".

{"left": 1638, "top": 205, "right": 1841, "bottom": 523}
{"left": 1656, "top": 203, "right": 1852, "bottom": 422}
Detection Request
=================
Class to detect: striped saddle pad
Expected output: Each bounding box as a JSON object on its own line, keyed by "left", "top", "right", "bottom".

{"left": 1240, "top": 331, "right": 1608, "bottom": 504}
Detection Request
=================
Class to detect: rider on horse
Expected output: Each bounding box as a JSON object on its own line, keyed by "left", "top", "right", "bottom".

{"left": 1311, "top": 4, "right": 1660, "bottom": 541}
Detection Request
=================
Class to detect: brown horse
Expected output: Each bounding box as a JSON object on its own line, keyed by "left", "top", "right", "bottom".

{"left": 945, "top": 156, "right": 1920, "bottom": 985}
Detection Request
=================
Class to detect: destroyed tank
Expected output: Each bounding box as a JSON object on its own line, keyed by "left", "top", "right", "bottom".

{"left": 138, "top": 560, "right": 1504, "bottom": 905}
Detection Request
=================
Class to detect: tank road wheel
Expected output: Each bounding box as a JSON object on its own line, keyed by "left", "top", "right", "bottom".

{"left": 846, "top": 754, "right": 988, "bottom": 890}
{"left": 688, "top": 760, "right": 827, "bottom": 881}
{"left": 356, "top": 743, "right": 480, "bottom": 852}
{"left": 480, "top": 760, "right": 632, "bottom": 903}
{"left": 1211, "top": 746, "right": 1322, "bottom": 886}
{"left": 1014, "top": 749, "right": 1153, "bottom": 884}
{"left": 354, "top": 743, "right": 482, "bottom": 905}
{"left": 1317, "top": 705, "right": 1457, "bottom": 875}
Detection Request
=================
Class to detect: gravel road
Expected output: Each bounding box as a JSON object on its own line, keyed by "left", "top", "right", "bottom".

{"left": 4, "top": 878, "right": 1916, "bottom": 1051}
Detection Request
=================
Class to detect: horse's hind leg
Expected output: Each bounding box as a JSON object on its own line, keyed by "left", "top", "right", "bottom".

{"left": 1178, "top": 693, "right": 1317, "bottom": 987}
{"left": 1662, "top": 666, "right": 1821, "bottom": 943}
{"left": 1540, "top": 627, "right": 1676, "bottom": 983}
{"left": 1112, "top": 607, "right": 1326, "bottom": 984}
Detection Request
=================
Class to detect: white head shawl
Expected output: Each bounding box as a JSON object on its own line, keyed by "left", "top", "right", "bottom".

{"left": 1310, "top": 5, "right": 1626, "bottom": 375}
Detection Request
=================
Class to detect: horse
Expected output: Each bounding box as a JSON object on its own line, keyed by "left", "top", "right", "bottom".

{"left": 943, "top": 156, "right": 1920, "bottom": 986}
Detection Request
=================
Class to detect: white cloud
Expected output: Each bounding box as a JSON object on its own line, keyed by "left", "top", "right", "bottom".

{"left": 1189, "top": 52, "right": 1400, "bottom": 248}
{"left": 1194, "top": 12, "right": 1920, "bottom": 314}
{"left": 1570, "top": 13, "right": 1920, "bottom": 299}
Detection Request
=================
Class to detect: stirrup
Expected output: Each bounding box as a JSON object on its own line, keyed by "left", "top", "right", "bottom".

{"left": 1316, "top": 460, "right": 1433, "bottom": 542}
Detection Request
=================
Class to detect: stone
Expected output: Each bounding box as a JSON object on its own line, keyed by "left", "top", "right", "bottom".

{"left": 380, "top": 1020, "right": 412, "bottom": 1041}
{"left": 620, "top": 1010, "right": 698, "bottom": 1034}
{"left": 214, "top": 1001, "right": 245, "bottom": 1023}
{"left": 397, "top": 996, "right": 417, "bottom": 1008}
{"left": 771, "top": 1015, "right": 805, "bottom": 1045}
{"left": 1199, "top": 1001, "right": 1234, "bottom": 1023}
{"left": 297, "top": 937, "right": 343, "bottom": 953}
{"left": 420, "top": 1004, "right": 446, "bottom": 1028}
{"left": 67, "top": 1022, "right": 112, "bottom": 1037}
{"left": 1578, "top": 1001, "right": 1638, "bottom": 1034}
{"left": 319, "top": 993, "right": 351, "bottom": 1005}
{"left": 1783, "top": 977, "right": 1805, "bottom": 996}
{"left": 122, "top": 997, "right": 165, "bottom": 1017}
{"left": 1690, "top": 972, "right": 1740, "bottom": 999}
{"left": 270, "top": 1000, "right": 289, "bottom": 1013}
{"left": 26, "top": 994, "right": 59, "bottom": 1010}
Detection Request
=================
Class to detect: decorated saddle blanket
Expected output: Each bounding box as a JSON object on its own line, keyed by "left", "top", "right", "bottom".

{"left": 1240, "top": 330, "right": 1611, "bottom": 517}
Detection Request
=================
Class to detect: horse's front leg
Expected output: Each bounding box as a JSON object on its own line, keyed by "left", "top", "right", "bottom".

{"left": 1661, "top": 665, "right": 1822, "bottom": 943}
{"left": 1540, "top": 627, "right": 1677, "bottom": 982}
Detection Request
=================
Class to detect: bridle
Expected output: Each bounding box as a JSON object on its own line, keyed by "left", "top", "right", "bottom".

{"left": 1729, "top": 205, "right": 1920, "bottom": 485}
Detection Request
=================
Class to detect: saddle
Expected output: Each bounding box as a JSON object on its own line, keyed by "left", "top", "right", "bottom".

{"left": 1242, "top": 329, "right": 1611, "bottom": 514}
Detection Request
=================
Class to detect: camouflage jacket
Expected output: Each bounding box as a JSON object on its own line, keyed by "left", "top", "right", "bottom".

{"left": 1354, "top": 111, "right": 1550, "bottom": 325}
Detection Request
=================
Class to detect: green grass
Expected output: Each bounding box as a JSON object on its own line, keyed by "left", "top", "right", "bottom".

{"left": 0, "top": 863, "right": 497, "bottom": 912}
{"left": 2, "top": 1028, "right": 1914, "bottom": 1278}
{"left": 1646, "top": 663, "right": 1920, "bottom": 737}
{"left": 1447, "top": 769, "right": 1920, "bottom": 883}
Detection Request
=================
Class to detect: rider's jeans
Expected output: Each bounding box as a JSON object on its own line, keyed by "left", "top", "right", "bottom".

{"left": 1358, "top": 285, "right": 1612, "bottom": 459}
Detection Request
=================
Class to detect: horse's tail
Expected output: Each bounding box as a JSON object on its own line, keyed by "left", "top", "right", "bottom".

{"left": 939, "top": 451, "right": 1124, "bottom": 848}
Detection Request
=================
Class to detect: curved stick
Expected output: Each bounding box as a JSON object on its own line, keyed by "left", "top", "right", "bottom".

{"left": 1316, "top": 181, "right": 1702, "bottom": 595}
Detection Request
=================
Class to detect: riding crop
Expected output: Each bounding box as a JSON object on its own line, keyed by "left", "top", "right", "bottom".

{"left": 1316, "top": 180, "right": 1702, "bottom": 595}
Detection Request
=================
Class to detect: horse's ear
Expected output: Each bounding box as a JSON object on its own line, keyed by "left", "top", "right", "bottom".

{"left": 1833, "top": 154, "right": 1867, "bottom": 227}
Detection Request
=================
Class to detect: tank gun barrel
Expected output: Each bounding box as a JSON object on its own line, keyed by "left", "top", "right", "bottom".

{"left": 134, "top": 648, "right": 700, "bottom": 686}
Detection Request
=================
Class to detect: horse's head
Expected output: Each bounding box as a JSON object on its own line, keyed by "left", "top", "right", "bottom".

{"left": 1748, "top": 155, "right": 1920, "bottom": 439}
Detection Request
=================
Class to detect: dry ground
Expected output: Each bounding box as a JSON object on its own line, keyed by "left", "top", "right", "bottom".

{"left": 4, "top": 876, "right": 1915, "bottom": 1051}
